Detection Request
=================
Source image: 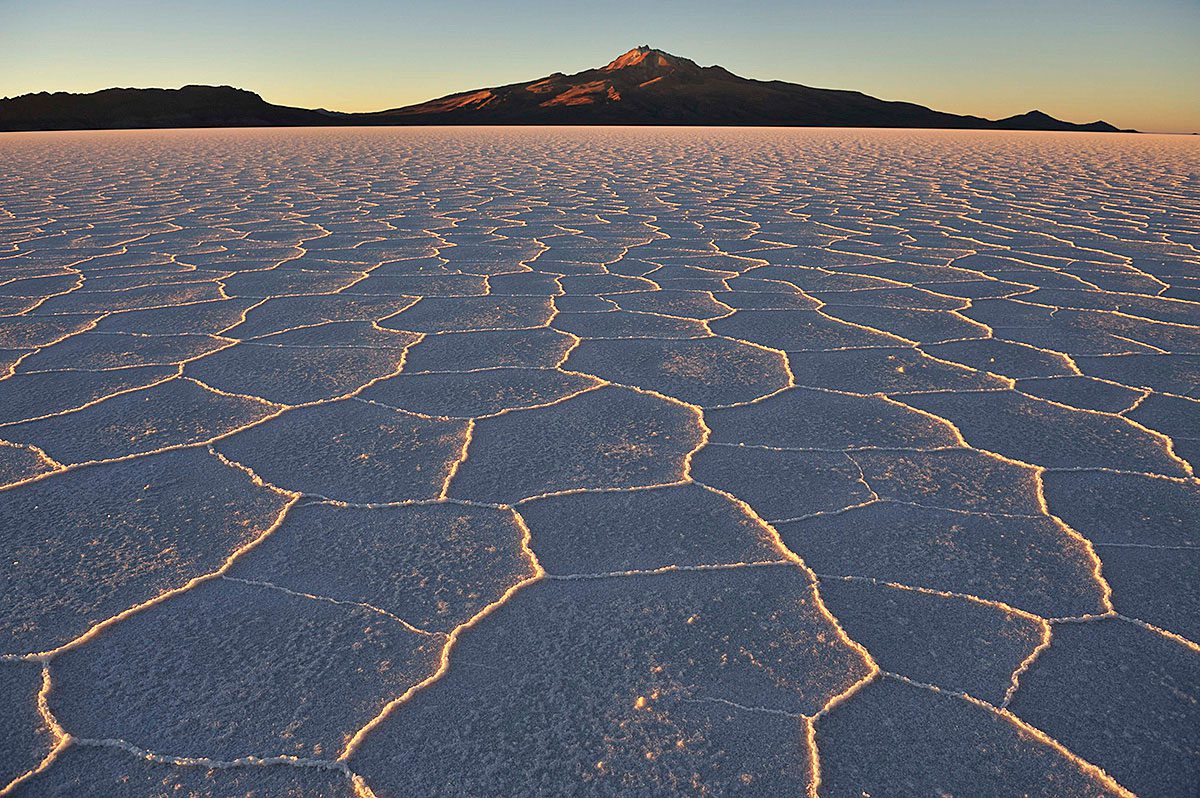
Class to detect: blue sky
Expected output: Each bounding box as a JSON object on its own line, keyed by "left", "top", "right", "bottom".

{"left": 2, "top": 0, "right": 1197, "bottom": 132}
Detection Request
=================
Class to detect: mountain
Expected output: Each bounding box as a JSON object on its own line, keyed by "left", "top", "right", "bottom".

{"left": 366, "top": 46, "right": 1129, "bottom": 131}
{"left": 0, "top": 86, "right": 338, "bottom": 132}
{"left": 365, "top": 46, "right": 984, "bottom": 128}
{"left": 0, "top": 47, "right": 1132, "bottom": 133}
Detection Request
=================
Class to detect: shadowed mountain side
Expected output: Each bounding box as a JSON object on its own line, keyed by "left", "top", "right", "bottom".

{"left": 0, "top": 47, "right": 1132, "bottom": 132}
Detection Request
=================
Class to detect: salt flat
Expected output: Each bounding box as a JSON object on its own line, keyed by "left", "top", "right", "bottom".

{"left": 0, "top": 127, "right": 1197, "bottom": 797}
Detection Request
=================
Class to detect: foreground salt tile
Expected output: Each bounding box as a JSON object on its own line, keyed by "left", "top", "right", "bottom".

{"left": 607, "top": 289, "right": 732, "bottom": 319}
{"left": 520, "top": 483, "right": 780, "bottom": 573}
{"left": 0, "top": 440, "right": 56, "bottom": 486}
{"left": 0, "top": 366, "right": 177, "bottom": 425}
{"left": 711, "top": 309, "right": 907, "bottom": 350}
{"left": 1042, "top": 471, "right": 1197, "bottom": 549}
{"left": 10, "top": 739, "right": 356, "bottom": 797}
{"left": 1007, "top": 620, "right": 1199, "bottom": 798}
{"left": 762, "top": 249, "right": 886, "bottom": 272}
{"left": 17, "top": 331, "right": 228, "bottom": 371}
{"left": 1051, "top": 307, "right": 1200, "bottom": 352}
{"left": 243, "top": 320, "right": 417, "bottom": 350}
{"left": 554, "top": 295, "right": 615, "bottom": 312}
{"left": 1074, "top": 352, "right": 1199, "bottom": 397}
{"left": 822, "top": 305, "right": 988, "bottom": 344}
{"left": 779, "top": 502, "right": 1107, "bottom": 618}
{"left": 786, "top": 346, "right": 1006, "bottom": 393}
{"left": 351, "top": 566, "right": 869, "bottom": 796}
{"left": 0, "top": 273, "right": 78, "bottom": 298}
{"left": 1042, "top": 470, "right": 1197, "bottom": 640}
{"left": 1, "top": 378, "right": 278, "bottom": 464}
{"left": 439, "top": 241, "right": 543, "bottom": 267}
{"left": 217, "top": 399, "right": 467, "bottom": 502}
{"left": 360, "top": 367, "right": 599, "bottom": 418}
{"left": 181, "top": 248, "right": 298, "bottom": 272}
{"left": 714, "top": 288, "right": 819, "bottom": 310}
{"left": 853, "top": 448, "right": 1044, "bottom": 515}
{"left": 1098, "top": 546, "right": 1199, "bottom": 643}
{"left": 972, "top": 303, "right": 1195, "bottom": 356}
{"left": 185, "top": 325, "right": 418, "bottom": 404}
{"left": 565, "top": 337, "right": 789, "bottom": 406}
{"left": 51, "top": 579, "right": 442, "bottom": 760}
{"left": 916, "top": 277, "right": 1033, "bottom": 300}
{"left": 552, "top": 309, "right": 708, "bottom": 339}
{"left": 0, "top": 314, "right": 97, "bottom": 348}
{"left": 817, "top": 678, "right": 1124, "bottom": 797}
{"left": 1014, "top": 375, "right": 1143, "bottom": 413}
{"left": 227, "top": 502, "right": 535, "bottom": 632}
{"left": 1017, "top": 287, "right": 1198, "bottom": 326}
{"left": 814, "top": 285, "right": 967, "bottom": 311}
{"left": 922, "top": 338, "right": 1077, "bottom": 379}
{"left": 401, "top": 328, "right": 574, "bottom": 372}
{"left": 0, "top": 449, "right": 290, "bottom": 654}
{"left": 486, "top": 270, "right": 563, "bottom": 296}
{"left": 690, "top": 446, "right": 871, "bottom": 521}
{"left": 902, "top": 389, "right": 1190, "bottom": 475}
{"left": 648, "top": 276, "right": 735, "bottom": 295}
{"left": 220, "top": 267, "right": 362, "bottom": 298}
{"left": 94, "top": 298, "right": 257, "bottom": 335}
{"left": 383, "top": 296, "right": 555, "bottom": 333}
{"left": 226, "top": 295, "right": 417, "bottom": 338}
{"left": 818, "top": 580, "right": 1045, "bottom": 704}
{"left": 35, "top": 283, "right": 224, "bottom": 315}
{"left": 0, "top": 662, "right": 51, "bottom": 790}
{"left": 1126, "top": 393, "right": 1199, "bottom": 470}
{"left": 344, "top": 272, "right": 488, "bottom": 297}
{"left": 706, "top": 386, "right": 959, "bottom": 450}
{"left": 0, "top": 293, "right": 61, "bottom": 315}
{"left": 560, "top": 273, "right": 658, "bottom": 295}
{"left": 449, "top": 386, "right": 702, "bottom": 504}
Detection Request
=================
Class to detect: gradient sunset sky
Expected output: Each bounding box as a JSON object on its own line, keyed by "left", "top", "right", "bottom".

{"left": 2, "top": 0, "right": 1197, "bottom": 133}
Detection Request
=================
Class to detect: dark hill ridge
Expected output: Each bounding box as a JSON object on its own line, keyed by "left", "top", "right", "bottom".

{"left": 0, "top": 46, "right": 1131, "bottom": 132}
{"left": 0, "top": 86, "right": 338, "bottom": 131}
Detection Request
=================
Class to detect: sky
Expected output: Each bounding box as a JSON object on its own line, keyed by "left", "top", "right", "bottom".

{"left": 2, "top": 0, "right": 1198, "bottom": 133}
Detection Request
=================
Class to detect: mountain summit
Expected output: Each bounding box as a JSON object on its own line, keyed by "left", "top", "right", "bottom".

{"left": 604, "top": 45, "right": 680, "bottom": 71}
{"left": 0, "top": 46, "right": 1130, "bottom": 132}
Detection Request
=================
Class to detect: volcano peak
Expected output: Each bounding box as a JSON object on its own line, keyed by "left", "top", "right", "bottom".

{"left": 605, "top": 45, "right": 676, "bottom": 71}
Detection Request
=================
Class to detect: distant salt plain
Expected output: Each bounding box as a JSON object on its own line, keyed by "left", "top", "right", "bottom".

{"left": 0, "top": 127, "right": 1197, "bottom": 797}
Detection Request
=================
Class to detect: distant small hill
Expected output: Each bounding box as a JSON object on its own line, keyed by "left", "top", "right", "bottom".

{"left": 0, "top": 86, "right": 338, "bottom": 132}
{"left": 0, "top": 48, "right": 1134, "bottom": 133}
{"left": 992, "top": 110, "right": 1121, "bottom": 132}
